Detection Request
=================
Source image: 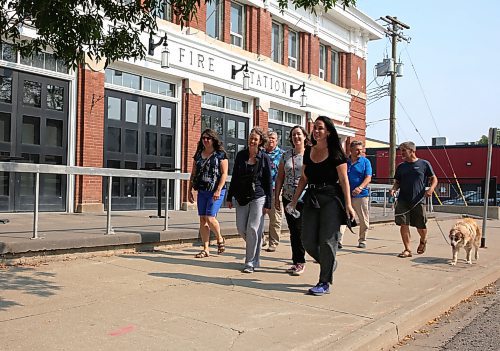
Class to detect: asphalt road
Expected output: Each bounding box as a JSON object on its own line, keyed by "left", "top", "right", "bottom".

{"left": 394, "top": 280, "right": 499, "bottom": 351}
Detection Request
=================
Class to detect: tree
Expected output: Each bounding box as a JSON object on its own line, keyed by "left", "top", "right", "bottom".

{"left": 477, "top": 130, "right": 500, "bottom": 145}
{"left": 0, "top": 0, "right": 356, "bottom": 69}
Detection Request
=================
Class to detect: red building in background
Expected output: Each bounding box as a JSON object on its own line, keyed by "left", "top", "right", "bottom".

{"left": 366, "top": 145, "right": 500, "bottom": 201}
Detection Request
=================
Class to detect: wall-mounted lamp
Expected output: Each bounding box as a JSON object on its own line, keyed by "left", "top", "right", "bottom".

{"left": 149, "top": 32, "right": 170, "bottom": 69}
{"left": 290, "top": 82, "right": 307, "bottom": 107}
{"left": 231, "top": 61, "right": 250, "bottom": 91}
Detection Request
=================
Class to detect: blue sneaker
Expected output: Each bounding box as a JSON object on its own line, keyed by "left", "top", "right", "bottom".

{"left": 308, "top": 282, "right": 330, "bottom": 296}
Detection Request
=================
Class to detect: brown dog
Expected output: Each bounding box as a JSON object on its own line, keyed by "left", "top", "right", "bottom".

{"left": 449, "top": 218, "right": 481, "bottom": 265}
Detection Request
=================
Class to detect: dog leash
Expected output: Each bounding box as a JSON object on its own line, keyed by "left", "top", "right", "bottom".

{"left": 393, "top": 195, "right": 451, "bottom": 245}
{"left": 434, "top": 217, "right": 450, "bottom": 245}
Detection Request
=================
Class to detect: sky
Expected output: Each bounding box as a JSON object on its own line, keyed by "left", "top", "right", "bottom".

{"left": 355, "top": 0, "right": 500, "bottom": 145}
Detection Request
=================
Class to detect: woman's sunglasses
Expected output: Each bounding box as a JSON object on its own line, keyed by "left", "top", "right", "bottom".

{"left": 201, "top": 136, "right": 212, "bottom": 141}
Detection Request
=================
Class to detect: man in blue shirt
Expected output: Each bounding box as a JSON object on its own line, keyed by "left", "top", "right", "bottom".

{"left": 390, "top": 141, "right": 437, "bottom": 258}
{"left": 264, "top": 131, "right": 284, "bottom": 252}
{"left": 339, "top": 140, "right": 372, "bottom": 249}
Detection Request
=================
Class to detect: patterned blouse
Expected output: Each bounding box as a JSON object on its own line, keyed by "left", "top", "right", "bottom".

{"left": 280, "top": 149, "right": 303, "bottom": 201}
{"left": 193, "top": 150, "right": 227, "bottom": 192}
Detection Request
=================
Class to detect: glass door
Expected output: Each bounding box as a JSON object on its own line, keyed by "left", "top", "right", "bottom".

{"left": 0, "top": 67, "right": 69, "bottom": 212}
{"left": 201, "top": 109, "right": 249, "bottom": 173}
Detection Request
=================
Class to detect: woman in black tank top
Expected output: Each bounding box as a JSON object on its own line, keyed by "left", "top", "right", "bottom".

{"left": 288, "top": 116, "right": 355, "bottom": 296}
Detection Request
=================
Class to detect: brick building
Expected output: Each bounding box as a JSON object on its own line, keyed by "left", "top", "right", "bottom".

{"left": 0, "top": 1, "right": 383, "bottom": 212}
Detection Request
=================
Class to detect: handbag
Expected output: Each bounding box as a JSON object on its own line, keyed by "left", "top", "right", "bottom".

{"left": 234, "top": 158, "right": 260, "bottom": 206}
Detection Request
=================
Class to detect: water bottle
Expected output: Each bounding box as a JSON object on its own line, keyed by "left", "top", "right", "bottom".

{"left": 286, "top": 203, "right": 300, "bottom": 218}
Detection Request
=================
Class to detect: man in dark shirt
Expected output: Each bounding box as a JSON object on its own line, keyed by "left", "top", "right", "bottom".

{"left": 389, "top": 141, "right": 438, "bottom": 258}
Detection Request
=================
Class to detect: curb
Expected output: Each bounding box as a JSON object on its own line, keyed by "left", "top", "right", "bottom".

{"left": 313, "top": 262, "right": 500, "bottom": 351}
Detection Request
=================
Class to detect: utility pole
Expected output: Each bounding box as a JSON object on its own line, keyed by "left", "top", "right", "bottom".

{"left": 379, "top": 16, "right": 410, "bottom": 178}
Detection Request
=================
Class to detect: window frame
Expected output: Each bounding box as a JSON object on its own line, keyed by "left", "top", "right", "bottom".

{"left": 319, "top": 44, "right": 326, "bottom": 80}
{"left": 230, "top": 2, "right": 245, "bottom": 48}
{"left": 206, "top": 0, "right": 223, "bottom": 39}
{"left": 331, "top": 49, "right": 340, "bottom": 85}
{"left": 271, "top": 21, "right": 283, "bottom": 64}
{"left": 154, "top": 1, "right": 173, "bottom": 21}
{"left": 288, "top": 30, "right": 299, "bottom": 69}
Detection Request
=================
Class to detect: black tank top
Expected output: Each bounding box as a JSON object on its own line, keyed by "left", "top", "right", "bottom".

{"left": 303, "top": 147, "right": 346, "bottom": 185}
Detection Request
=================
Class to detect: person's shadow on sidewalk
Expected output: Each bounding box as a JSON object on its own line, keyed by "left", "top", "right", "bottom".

{"left": 149, "top": 272, "right": 310, "bottom": 294}
{"left": 121, "top": 251, "right": 286, "bottom": 274}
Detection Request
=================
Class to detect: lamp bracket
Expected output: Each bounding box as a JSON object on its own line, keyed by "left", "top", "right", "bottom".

{"left": 231, "top": 61, "right": 249, "bottom": 80}
{"left": 290, "top": 82, "right": 305, "bottom": 97}
{"left": 148, "top": 32, "right": 168, "bottom": 56}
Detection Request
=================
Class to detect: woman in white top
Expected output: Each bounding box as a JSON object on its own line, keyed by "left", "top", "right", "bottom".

{"left": 274, "top": 126, "right": 309, "bottom": 276}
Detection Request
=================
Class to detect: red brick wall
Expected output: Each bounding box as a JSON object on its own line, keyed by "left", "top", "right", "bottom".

{"left": 74, "top": 66, "right": 105, "bottom": 211}
{"left": 326, "top": 46, "right": 333, "bottom": 83}
{"left": 309, "top": 35, "right": 320, "bottom": 76}
{"left": 257, "top": 8, "right": 272, "bottom": 57}
{"left": 338, "top": 52, "right": 347, "bottom": 88}
{"left": 349, "top": 95, "right": 367, "bottom": 143}
{"left": 254, "top": 101, "right": 268, "bottom": 130}
{"left": 246, "top": 6, "right": 258, "bottom": 54}
{"left": 299, "top": 32, "right": 309, "bottom": 74}
{"left": 283, "top": 24, "right": 289, "bottom": 67}
{"left": 181, "top": 80, "right": 202, "bottom": 203}
{"left": 343, "top": 53, "right": 367, "bottom": 93}
{"left": 189, "top": 2, "right": 207, "bottom": 32}
{"left": 223, "top": 0, "right": 231, "bottom": 45}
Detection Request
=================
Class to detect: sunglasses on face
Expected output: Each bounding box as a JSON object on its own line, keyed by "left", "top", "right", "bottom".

{"left": 201, "top": 136, "right": 212, "bottom": 141}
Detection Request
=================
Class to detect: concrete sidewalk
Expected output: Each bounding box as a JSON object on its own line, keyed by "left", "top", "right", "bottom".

{"left": 0, "top": 206, "right": 437, "bottom": 257}
{"left": 1, "top": 215, "right": 499, "bottom": 350}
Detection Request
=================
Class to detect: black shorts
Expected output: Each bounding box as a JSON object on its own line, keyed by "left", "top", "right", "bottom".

{"left": 394, "top": 202, "right": 427, "bottom": 229}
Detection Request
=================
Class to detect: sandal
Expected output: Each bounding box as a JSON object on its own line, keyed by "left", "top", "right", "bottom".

{"left": 195, "top": 250, "right": 209, "bottom": 258}
{"left": 397, "top": 250, "right": 412, "bottom": 258}
{"left": 417, "top": 240, "right": 427, "bottom": 255}
{"left": 217, "top": 238, "right": 226, "bottom": 255}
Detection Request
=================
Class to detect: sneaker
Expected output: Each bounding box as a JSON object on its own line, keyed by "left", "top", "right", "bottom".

{"left": 308, "top": 282, "right": 330, "bottom": 296}
{"left": 261, "top": 239, "right": 268, "bottom": 248}
{"left": 242, "top": 266, "right": 254, "bottom": 273}
{"left": 292, "top": 264, "right": 305, "bottom": 276}
{"left": 357, "top": 242, "right": 366, "bottom": 249}
{"left": 337, "top": 243, "right": 343, "bottom": 249}
{"left": 266, "top": 246, "right": 277, "bottom": 252}
{"left": 286, "top": 265, "right": 297, "bottom": 273}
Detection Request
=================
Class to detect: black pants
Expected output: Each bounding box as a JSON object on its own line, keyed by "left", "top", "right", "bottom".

{"left": 301, "top": 191, "right": 342, "bottom": 284}
{"left": 282, "top": 198, "right": 306, "bottom": 265}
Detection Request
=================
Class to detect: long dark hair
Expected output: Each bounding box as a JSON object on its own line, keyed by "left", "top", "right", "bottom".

{"left": 288, "top": 125, "right": 310, "bottom": 147}
{"left": 195, "top": 129, "right": 226, "bottom": 157}
{"left": 310, "top": 116, "right": 346, "bottom": 160}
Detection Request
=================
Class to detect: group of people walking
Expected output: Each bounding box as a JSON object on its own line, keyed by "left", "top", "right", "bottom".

{"left": 188, "top": 117, "right": 437, "bottom": 296}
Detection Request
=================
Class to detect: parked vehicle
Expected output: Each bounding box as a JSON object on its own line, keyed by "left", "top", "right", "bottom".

{"left": 370, "top": 190, "right": 394, "bottom": 205}
{"left": 443, "top": 191, "right": 481, "bottom": 206}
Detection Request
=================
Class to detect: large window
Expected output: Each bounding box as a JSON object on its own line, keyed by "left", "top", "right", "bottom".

{"left": 269, "top": 108, "right": 302, "bottom": 125}
{"left": 319, "top": 45, "right": 326, "bottom": 80}
{"left": 154, "top": 0, "right": 173, "bottom": 21}
{"left": 202, "top": 92, "right": 248, "bottom": 114}
{"left": 288, "top": 30, "right": 299, "bottom": 69}
{"left": 105, "top": 68, "right": 175, "bottom": 97}
{"left": 230, "top": 2, "right": 245, "bottom": 48}
{"left": 271, "top": 22, "right": 283, "bottom": 64}
{"left": 331, "top": 49, "right": 339, "bottom": 85}
{"left": 206, "top": 0, "right": 222, "bottom": 39}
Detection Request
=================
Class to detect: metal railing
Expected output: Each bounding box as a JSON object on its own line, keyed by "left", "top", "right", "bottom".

{"left": 367, "top": 184, "right": 434, "bottom": 217}
{"left": 0, "top": 162, "right": 191, "bottom": 239}
{"left": 368, "top": 184, "right": 393, "bottom": 217}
